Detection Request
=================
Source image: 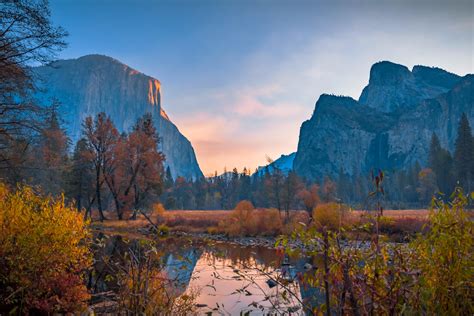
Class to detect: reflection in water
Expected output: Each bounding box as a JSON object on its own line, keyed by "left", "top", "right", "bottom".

{"left": 186, "top": 249, "right": 304, "bottom": 315}
{"left": 164, "top": 247, "right": 203, "bottom": 296}
{"left": 92, "top": 235, "right": 318, "bottom": 315}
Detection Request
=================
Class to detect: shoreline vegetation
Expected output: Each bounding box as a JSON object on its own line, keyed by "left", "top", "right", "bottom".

{"left": 92, "top": 207, "right": 432, "bottom": 244}
{"left": 2, "top": 183, "right": 472, "bottom": 314}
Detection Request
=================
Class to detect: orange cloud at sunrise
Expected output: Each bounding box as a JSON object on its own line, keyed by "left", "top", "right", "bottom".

{"left": 174, "top": 110, "right": 304, "bottom": 176}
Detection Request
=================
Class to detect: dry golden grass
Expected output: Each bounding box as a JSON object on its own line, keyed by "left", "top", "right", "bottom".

{"left": 164, "top": 210, "right": 230, "bottom": 222}
{"left": 353, "top": 209, "right": 430, "bottom": 219}
{"left": 92, "top": 208, "right": 435, "bottom": 237}
{"left": 92, "top": 210, "right": 231, "bottom": 234}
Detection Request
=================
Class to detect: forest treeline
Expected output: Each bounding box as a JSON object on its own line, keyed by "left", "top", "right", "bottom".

{"left": 1, "top": 107, "right": 472, "bottom": 220}
{"left": 0, "top": 0, "right": 473, "bottom": 220}
{"left": 161, "top": 114, "right": 473, "bottom": 211}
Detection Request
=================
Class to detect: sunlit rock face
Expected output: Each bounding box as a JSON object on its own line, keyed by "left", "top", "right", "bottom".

{"left": 34, "top": 54, "right": 203, "bottom": 179}
{"left": 294, "top": 62, "right": 473, "bottom": 180}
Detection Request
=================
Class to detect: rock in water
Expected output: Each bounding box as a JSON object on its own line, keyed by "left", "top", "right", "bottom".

{"left": 294, "top": 61, "right": 473, "bottom": 180}
{"left": 33, "top": 54, "right": 203, "bottom": 179}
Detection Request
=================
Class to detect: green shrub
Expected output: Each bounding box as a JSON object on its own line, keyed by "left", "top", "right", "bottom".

{"left": 411, "top": 188, "right": 473, "bottom": 314}
{"left": 279, "top": 188, "right": 473, "bottom": 315}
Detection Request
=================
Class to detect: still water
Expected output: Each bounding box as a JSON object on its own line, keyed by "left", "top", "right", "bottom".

{"left": 92, "top": 235, "right": 320, "bottom": 315}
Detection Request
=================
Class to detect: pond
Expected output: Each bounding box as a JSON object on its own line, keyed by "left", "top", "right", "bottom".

{"left": 90, "top": 234, "right": 321, "bottom": 315}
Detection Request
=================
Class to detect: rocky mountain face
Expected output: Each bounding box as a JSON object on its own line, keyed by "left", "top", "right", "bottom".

{"left": 34, "top": 54, "right": 203, "bottom": 179}
{"left": 294, "top": 61, "right": 473, "bottom": 180}
{"left": 256, "top": 152, "right": 296, "bottom": 175}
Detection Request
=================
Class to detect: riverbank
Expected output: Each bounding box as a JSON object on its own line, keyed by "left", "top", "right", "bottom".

{"left": 91, "top": 208, "right": 431, "bottom": 244}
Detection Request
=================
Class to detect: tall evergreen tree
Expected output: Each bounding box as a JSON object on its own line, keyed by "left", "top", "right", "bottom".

{"left": 428, "top": 133, "right": 442, "bottom": 168}
{"left": 281, "top": 171, "right": 301, "bottom": 221}
{"left": 164, "top": 166, "right": 174, "bottom": 189}
{"left": 66, "top": 138, "right": 95, "bottom": 217}
{"left": 453, "top": 113, "right": 473, "bottom": 192}
{"left": 239, "top": 167, "right": 251, "bottom": 202}
{"left": 428, "top": 133, "right": 454, "bottom": 195}
{"left": 33, "top": 107, "right": 69, "bottom": 195}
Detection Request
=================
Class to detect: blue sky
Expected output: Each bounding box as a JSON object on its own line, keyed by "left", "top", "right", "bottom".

{"left": 50, "top": 0, "right": 473, "bottom": 175}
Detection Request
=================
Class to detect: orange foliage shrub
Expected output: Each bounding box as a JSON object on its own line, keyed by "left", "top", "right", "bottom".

{"left": 298, "top": 184, "right": 320, "bottom": 214}
{"left": 152, "top": 202, "right": 166, "bottom": 223}
{"left": 0, "top": 184, "right": 92, "bottom": 313}
{"left": 313, "top": 202, "right": 348, "bottom": 230}
{"left": 219, "top": 203, "right": 286, "bottom": 237}
{"left": 282, "top": 210, "right": 311, "bottom": 235}
{"left": 253, "top": 208, "right": 283, "bottom": 236}
{"left": 378, "top": 216, "right": 428, "bottom": 237}
{"left": 220, "top": 200, "right": 255, "bottom": 236}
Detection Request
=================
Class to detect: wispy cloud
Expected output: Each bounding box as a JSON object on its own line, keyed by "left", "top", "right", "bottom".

{"left": 163, "top": 4, "right": 473, "bottom": 175}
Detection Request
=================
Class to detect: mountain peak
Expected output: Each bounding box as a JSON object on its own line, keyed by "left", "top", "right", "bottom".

{"left": 295, "top": 61, "right": 473, "bottom": 181}
{"left": 412, "top": 65, "right": 460, "bottom": 88}
{"left": 51, "top": 54, "right": 123, "bottom": 67}
{"left": 77, "top": 54, "right": 119, "bottom": 62}
{"left": 34, "top": 54, "right": 202, "bottom": 179}
{"left": 313, "top": 94, "right": 358, "bottom": 115}
{"left": 360, "top": 61, "right": 461, "bottom": 112}
{"left": 369, "top": 61, "right": 411, "bottom": 86}
{"left": 50, "top": 54, "right": 161, "bottom": 84}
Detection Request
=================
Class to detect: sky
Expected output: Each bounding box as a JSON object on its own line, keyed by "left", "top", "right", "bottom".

{"left": 49, "top": 0, "right": 473, "bottom": 176}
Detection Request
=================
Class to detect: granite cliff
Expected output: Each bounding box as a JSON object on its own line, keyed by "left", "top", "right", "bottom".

{"left": 294, "top": 61, "right": 473, "bottom": 180}
{"left": 34, "top": 54, "right": 203, "bottom": 179}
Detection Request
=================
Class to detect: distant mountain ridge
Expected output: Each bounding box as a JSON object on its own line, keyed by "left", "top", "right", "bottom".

{"left": 33, "top": 54, "right": 203, "bottom": 179}
{"left": 255, "top": 153, "right": 296, "bottom": 175}
{"left": 294, "top": 61, "right": 473, "bottom": 180}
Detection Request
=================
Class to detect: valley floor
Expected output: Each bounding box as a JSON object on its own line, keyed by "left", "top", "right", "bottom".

{"left": 92, "top": 209, "right": 432, "bottom": 243}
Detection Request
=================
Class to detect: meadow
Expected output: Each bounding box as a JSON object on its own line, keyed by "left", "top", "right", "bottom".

{"left": 94, "top": 207, "right": 431, "bottom": 240}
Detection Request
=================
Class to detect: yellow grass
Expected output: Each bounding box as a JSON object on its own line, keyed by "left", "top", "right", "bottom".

{"left": 92, "top": 209, "right": 433, "bottom": 236}
{"left": 353, "top": 209, "right": 430, "bottom": 219}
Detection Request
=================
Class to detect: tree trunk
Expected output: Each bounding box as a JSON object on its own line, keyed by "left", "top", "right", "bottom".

{"left": 83, "top": 207, "right": 89, "bottom": 221}
{"left": 112, "top": 194, "right": 122, "bottom": 220}
{"left": 76, "top": 193, "right": 82, "bottom": 212}
{"left": 95, "top": 168, "right": 105, "bottom": 221}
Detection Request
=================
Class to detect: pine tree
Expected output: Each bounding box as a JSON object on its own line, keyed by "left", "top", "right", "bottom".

{"left": 321, "top": 176, "right": 337, "bottom": 202}
{"left": 164, "top": 166, "right": 174, "bottom": 189}
{"left": 239, "top": 167, "right": 251, "bottom": 202}
{"left": 337, "top": 168, "right": 352, "bottom": 203}
{"left": 281, "top": 171, "right": 301, "bottom": 221}
{"left": 428, "top": 133, "right": 454, "bottom": 195}
{"left": 34, "top": 106, "right": 69, "bottom": 195}
{"left": 66, "top": 138, "right": 95, "bottom": 217}
{"left": 428, "top": 133, "right": 442, "bottom": 169}
{"left": 453, "top": 113, "right": 473, "bottom": 192}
